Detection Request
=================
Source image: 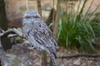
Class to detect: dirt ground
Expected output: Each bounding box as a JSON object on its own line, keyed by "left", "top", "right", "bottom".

{"left": 6, "top": 42, "right": 100, "bottom": 66}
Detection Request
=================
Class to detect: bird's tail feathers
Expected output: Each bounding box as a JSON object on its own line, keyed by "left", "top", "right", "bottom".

{"left": 50, "top": 53, "right": 57, "bottom": 66}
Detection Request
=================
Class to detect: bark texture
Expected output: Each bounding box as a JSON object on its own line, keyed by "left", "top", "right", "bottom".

{"left": 0, "top": 0, "right": 11, "bottom": 50}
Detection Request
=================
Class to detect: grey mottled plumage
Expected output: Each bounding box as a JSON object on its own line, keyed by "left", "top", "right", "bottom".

{"left": 22, "top": 12, "right": 58, "bottom": 66}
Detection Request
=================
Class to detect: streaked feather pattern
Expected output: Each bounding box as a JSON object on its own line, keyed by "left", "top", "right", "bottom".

{"left": 22, "top": 12, "right": 58, "bottom": 66}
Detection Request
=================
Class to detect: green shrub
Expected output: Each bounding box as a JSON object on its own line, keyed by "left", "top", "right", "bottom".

{"left": 57, "top": 0, "right": 100, "bottom": 52}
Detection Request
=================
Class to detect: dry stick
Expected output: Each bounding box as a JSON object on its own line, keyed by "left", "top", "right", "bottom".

{"left": 42, "top": 50, "right": 47, "bottom": 66}
{"left": 37, "top": 0, "right": 47, "bottom": 66}
{"left": 52, "top": 0, "right": 61, "bottom": 40}
{"left": 58, "top": 53, "right": 100, "bottom": 59}
{"left": 37, "top": 0, "right": 42, "bottom": 17}
{"left": 52, "top": 0, "right": 56, "bottom": 25}
{"left": 0, "top": 28, "right": 24, "bottom": 38}
{"left": 26, "top": 0, "right": 29, "bottom": 12}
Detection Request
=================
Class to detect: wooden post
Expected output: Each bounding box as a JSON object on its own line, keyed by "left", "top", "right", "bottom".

{"left": 37, "top": 0, "right": 47, "bottom": 66}
{"left": 42, "top": 51, "right": 47, "bottom": 66}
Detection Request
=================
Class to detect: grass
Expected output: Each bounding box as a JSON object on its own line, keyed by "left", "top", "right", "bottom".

{"left": 57, "top": 0, "right": 100, "bottom": 53}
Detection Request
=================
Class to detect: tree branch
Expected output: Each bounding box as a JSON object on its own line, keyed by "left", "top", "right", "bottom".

{"left": 0, "top": 28, "right": 25, "bottom": 66}
{"left": 52, "top": 0, "right": 61, "bottom": 39}
{"left": 0, "top": 28, "right": 25, "bottom": 38}
{"left": 58, "top": 53, "right": 100, "bottom": 59}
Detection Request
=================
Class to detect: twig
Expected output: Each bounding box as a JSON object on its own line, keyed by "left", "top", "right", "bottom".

{"left": 58, "top": 53, "right": 100, "bottom": 59}
{"left": 8, "top": 34, "right": 18, "bottom": 38}
{"left": 26, "top": 0, "right": 29, "bottom": 12}
{"left": 37, "top": 0, "right": 42, "bottom": 17}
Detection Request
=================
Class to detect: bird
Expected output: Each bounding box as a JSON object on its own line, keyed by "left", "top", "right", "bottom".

{"left": 22, "top": 12, "right": 58, "bottom": 66}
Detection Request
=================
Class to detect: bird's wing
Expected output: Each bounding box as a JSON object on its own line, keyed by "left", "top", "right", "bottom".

{"left": 32, "top": 23, "right": 58, "bottom": 54}
{"left": 32, "top": 25, "right": 58, "bottom": 65}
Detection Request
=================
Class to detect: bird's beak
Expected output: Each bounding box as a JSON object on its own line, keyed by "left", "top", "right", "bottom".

{"left": 31, "top": 19, "right": 34, "bottom": 22}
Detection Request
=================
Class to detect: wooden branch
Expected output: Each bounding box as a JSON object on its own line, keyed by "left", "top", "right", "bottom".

{"left": 0, "top": 28, "right": 24, "bottom": 38}
{"left": 0, "top": 28, "right": 25, "bottom": 66}
{"left": 42, "top": 51, "right": 47, "bottom": 66}
{"left": 8, "top": 34, "right": 18, "bottom": 38}
{"left": 58, "top": 53, "right": 100, "bottom": 59}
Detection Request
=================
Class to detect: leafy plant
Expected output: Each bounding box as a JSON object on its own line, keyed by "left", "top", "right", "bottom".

{"left": 57, "top": 0, "right": 100, "bottom": 52}
{"left": 91, "top": 12, "right": 100, "bottom": 37}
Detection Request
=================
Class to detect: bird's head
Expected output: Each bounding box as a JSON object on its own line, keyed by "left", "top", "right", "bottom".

{"left": 23, "top": 12, "right": 42, "bottom": 23}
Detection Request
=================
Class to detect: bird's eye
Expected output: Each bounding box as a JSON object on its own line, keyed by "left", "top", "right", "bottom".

{"left": 25, "top": 16, "right": 30, "bottom": 19}
{"left": 34, "top": 16, "right": 39, "bottom": 19}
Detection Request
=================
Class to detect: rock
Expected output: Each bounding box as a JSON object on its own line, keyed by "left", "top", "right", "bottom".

{"left": 19, "top": 63, "right": 25, "bottom": 66}
{"left": 73, "top": 58, "right": 81, "bottom": 66}
{"left": 81, "top": 63, "right": 87, "bottom": 66}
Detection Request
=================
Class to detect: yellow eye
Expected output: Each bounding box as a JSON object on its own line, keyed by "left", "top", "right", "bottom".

{"left": 25, "top": 16, "right": 30, "bottom": 19}
{"left": 34, "top": 16, "right": 39, "bottom": 19}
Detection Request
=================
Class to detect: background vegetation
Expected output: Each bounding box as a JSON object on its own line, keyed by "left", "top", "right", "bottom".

{"left": 55, "top": 0, "right": 100, "bottom": 53}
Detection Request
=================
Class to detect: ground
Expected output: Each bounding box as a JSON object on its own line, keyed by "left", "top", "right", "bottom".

{"left": 6, "top": 42, "right": 100, "bottom": 66}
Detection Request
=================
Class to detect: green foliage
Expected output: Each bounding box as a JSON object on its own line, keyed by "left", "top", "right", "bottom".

{"left": 15, "top": 37, "right": 23, "bottom": 43}
{"left": 57, "top": 0, "right": 100, "bottom": 52}
{"left": 91, "top": 12, "right": 100, "bottom": 37}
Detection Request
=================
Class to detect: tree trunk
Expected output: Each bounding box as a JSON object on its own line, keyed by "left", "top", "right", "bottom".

{"left": 52, "top": 0, "right": 61, "bottom": 40}
{"left": 37, "top": 0, "right": 42, "bottom": 17}
{"left": 0, "top": 0, "right": 11, "bottom": 51}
